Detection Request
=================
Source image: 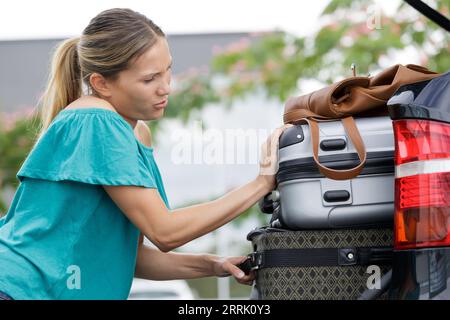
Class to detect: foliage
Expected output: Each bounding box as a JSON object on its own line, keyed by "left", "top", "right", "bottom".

{"left": 0, "top": 111, "right": 40, "bottom": 214}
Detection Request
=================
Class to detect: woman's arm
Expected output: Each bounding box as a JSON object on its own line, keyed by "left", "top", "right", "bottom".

{"left": 105, "top": 175, "right": 271, "bottom": 252}
{"left": 104, "top": 123, "right": 292, "bottom": 252}
{"left": 135, "top": 235, "right": 254, "bottom": 284}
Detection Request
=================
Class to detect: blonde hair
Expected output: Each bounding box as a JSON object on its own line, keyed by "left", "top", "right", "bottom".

{"left": 35, "top": 8, "right": 165, "bottom": 142}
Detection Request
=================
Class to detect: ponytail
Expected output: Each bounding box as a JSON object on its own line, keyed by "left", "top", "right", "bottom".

{"left": 35, "top": 37, "right": 82, "bottom": 142}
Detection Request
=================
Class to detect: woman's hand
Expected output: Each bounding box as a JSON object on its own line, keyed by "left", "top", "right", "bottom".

{"left": 258, "top": 123, "right": 294, "bottom": 190}
{"left": 211, "top": 256, "right": 256, "bottom": 286}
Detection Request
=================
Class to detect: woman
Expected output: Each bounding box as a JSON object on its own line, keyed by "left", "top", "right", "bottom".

{"left": 0, "top": 8, "right": 291, "bottom": 300}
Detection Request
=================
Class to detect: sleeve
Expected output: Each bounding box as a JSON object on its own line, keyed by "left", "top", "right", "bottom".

{"left": 16, "top": 112, "right": 157, "bottom": 188}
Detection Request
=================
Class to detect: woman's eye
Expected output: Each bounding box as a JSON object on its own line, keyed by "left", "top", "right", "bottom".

{"left": 144, "top": 78, "right": 154, "bottom": 83}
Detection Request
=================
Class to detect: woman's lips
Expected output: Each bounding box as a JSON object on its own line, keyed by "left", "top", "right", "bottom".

{"left": 154, "top": 99, "right": 168, "bottom": 109}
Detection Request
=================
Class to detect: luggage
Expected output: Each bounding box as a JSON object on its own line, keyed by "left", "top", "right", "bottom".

{"left": 283, "top": 64, "right": 440, "bottom": 122}
{"left": 269, "top": 115, "right": 395, "bottom": 230}
{"left": 245, "top": 61, "right": 442, "bottom": 300}
{"left": 282, "top": 64, "right": 440, "bottom": 180}
{"left": 244, "top": 117, "right": 395, "bottom": 300}
{"left": 244, "top": 226, "right": 393, "bottom": 300}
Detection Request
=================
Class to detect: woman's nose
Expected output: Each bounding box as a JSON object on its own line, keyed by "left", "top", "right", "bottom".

{"left": 157, "top": 81, "right": 171, "bottom": 96}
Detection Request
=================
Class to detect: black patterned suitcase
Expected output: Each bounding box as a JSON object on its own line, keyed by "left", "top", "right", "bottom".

{"left": 242, "top": 226, "right": 393, "bottom": 300}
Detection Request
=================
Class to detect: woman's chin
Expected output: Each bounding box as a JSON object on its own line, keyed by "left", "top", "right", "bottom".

{"left": 145, "top": 108, "right": 165, "bottom": 120}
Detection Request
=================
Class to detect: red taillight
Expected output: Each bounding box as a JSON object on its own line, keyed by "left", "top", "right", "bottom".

{"left": 394, "top": 119, "right": 450, "bottom": 165}
{"left": 393, "top": 119, "right": 450, "bottom": 250}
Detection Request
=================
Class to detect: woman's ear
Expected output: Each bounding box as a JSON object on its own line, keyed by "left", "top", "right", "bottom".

{"left": 89, "top": 72, "right": 113, "bottom": 98}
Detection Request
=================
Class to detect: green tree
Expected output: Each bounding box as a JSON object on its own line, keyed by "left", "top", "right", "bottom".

{"left": 160, "top": 0, "right": 449, "bottom": 124}
{"left": 0, "top": 111, "right": 40, "bottom": 213}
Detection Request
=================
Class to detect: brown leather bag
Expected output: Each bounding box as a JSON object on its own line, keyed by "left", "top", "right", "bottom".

{"left": 283, "top": 64, "right": 440, "bottom": 180}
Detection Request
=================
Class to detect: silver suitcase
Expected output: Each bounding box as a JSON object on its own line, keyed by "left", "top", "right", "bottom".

{"left": 271, "top": 116, "right": 395, "bottom": 229}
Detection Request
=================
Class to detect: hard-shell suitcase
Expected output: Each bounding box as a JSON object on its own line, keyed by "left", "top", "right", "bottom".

{"left": 272, "top": 116, "right": 395, "bottom": 230}
{"left": 243, "top": 226, "right": 393, "bottom": 300}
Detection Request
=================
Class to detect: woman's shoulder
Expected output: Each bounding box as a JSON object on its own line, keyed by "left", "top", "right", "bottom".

{"left": 64, "top": 96, "right": 151, "bottom": 148}
{"left": 52, "top": 99, "right": 131, "bottom": 134}
{"left": 39, "top": 103, "right": 137, "bottom": 153}
{"left": 64, "top": 96, "right": 117, "bottom": 112}
{"left": 135, "top": 121, "right": 152, "bottom": 148}
{"left": 17, "top": 104, "right": 154, "bottom": 187}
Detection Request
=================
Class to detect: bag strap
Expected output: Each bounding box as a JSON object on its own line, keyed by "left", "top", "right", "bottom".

{"left": 404, "top": 0, "right": 450, "bottom": 32}
{"left": 239, "top": 246, "right": 393, "bottom": 274}
{"left": 307, "top": 117, "right": 366, "bottom": 180}
{"left": 284, "top": 114, "right": 367, "bottom": 180}
{"left": 284, "top": 107, "right": 367, "bottom": 180}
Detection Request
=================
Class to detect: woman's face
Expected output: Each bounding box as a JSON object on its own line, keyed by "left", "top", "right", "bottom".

{"left": 107, "top": 36, "right": 172, "bottom": 122}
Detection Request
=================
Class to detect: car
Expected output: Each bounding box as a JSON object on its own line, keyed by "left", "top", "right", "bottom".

{"left": 127, "top": 278, "right": 196, "bottom": 300}
{"left": 386, "top": 69, "right": 450, "bottom": 300}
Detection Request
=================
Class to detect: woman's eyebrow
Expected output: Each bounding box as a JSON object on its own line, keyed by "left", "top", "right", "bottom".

{"left": 141, "top": 60, "right": 173, "bottom": 78}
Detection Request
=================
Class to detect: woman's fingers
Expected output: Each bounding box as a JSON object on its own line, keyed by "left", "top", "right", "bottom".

{"left": 235, "top": 270, "right": 256, "bottom": 286}
{"left": 221, "top": 256, "right": 257, "bottom": 286}
{"left": 268, "top": 125, "right": 290, "bottom": 160}
{"left": 259, "top": 123, "right": 294, "bottom": 175}
{"left": 224, "top": 260, "right": 246, "bottom": 279}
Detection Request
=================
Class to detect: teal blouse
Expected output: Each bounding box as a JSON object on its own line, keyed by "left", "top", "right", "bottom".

{"left": 0, "top": 108, "right": 170, "bottom": 300}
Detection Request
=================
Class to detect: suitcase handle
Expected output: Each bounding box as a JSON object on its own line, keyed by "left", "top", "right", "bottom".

{"left": 258, "top": 191, "right": 279, "bottom": 214}
{"left": 238, "top": 252, "right": 265, "bottom": 275}
{"left": 237, "top": 257, "right": 254, "bottom": 275}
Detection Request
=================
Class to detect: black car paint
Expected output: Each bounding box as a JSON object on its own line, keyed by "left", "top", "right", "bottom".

{"left": 387, "top": 70, "right": 450, "bottom": 300}
{"left": 389, "top": 248, "right": 450, "bottom": 300}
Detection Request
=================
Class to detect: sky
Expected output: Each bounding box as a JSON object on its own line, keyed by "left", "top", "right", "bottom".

{"left": 0, "top": 0, "right": 329, "bottom": 40}
{"left": 0, "top": 0, "right": 399, "bottom": 40}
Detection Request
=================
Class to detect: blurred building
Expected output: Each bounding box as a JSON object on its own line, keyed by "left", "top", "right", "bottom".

{"left": 0, "top": 33, "right": 260, "bottom": 112}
